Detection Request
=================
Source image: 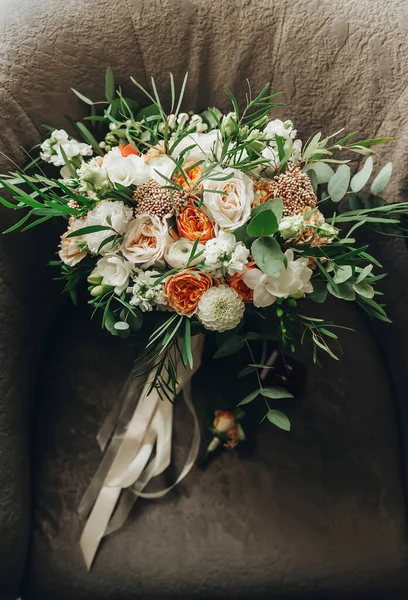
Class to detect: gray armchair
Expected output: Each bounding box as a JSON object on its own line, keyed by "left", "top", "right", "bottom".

{"left": 0, "top": 0, "right": 408, "bottom": 598}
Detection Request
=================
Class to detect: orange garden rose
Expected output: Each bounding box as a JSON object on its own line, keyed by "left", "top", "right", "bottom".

{"left": 119, "top": 144, "right": 139, "bottom": 157}
{"left": 228, "top": 272, "right": 254, "bottom": 304}
{"left": 173, "top": 161, "right": 203, "bottom": 190}
{"left": 176, "top": 202, "right": 215, "bottom": 244}
{"left": 164, "top": 269, "right": 213, "bottom": 316}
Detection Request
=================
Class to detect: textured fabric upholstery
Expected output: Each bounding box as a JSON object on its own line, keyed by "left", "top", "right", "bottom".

{"left": 0, "top": 0, "right": 407, "bottom": 598}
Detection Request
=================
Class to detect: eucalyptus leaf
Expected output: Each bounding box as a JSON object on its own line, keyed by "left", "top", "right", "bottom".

{"left": 237, "top": 389, "right": 260, "bottom": 406}
{"left": 308, "top": 281, "right": 328, "bottom": 303}
{"left": 251, "top": 198, "right": 283, "bottom": 223}
{"left": 305, "top": 161, "right": 334, "bottom": 184}
{"left": 261, "top": 387, "right": 294, "bottom": 399}
{"left": 333, "top": 265, "right": 353, "bottom": 284}
{"left": 114, "top": 321, "right": 130, "bottom": 331}
{"left": 328, "top": 164, "right": 351, "bottom": 202}
{"left": 247, "top": 210, "right": 278, "bottom": 237}
{"left": 371, "top": 162, "right": 392, "bottom": 194}
{"left": 353, "top": 282, "right": 375, "bottom": 299}
{"left": 327, "top": 281, "right": 356, "bottom": 301}
{"left": 355, "top": 264, "right": 373, "bottom": 284}
{"left": 251, "top": 237, "right": 285, "bottom": 277}
{"left": 267, "top": 410, "right": 291, "bottom": 431}
{"left": 350, "top": 156, "right": 373, "bottom": 192}
{"left": 213, "top": 335, "right": 246, "bottom": 359}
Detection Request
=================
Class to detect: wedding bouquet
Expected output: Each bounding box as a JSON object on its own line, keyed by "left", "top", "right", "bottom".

{"left": 1, "top": 70, "right": 406, "bottom": 566}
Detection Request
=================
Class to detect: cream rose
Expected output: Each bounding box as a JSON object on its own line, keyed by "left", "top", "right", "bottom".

{"left": 202, "top": 167, "right": 253, "bottom": 231}
{"left": 164, "top": 238, "right": 204, "bottom": 269}
{"left": 121, "top": 213, "right": 172, "bottom": 268}
{"left": 95, "top": 254, "right": 133, "bottom": 295}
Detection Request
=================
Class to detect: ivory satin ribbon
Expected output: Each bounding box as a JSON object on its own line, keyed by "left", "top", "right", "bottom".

{"left": 79, "top": 335, "right": 204, "bottom": 569}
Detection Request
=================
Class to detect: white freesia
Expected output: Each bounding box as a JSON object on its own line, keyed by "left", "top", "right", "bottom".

{"left": 165, "top": 239, "right": 204, "bottom": 269}
{"left": 202, "top": 167, "right": 253, "bottom": 231}
{"left": 128, "top": 268, "right": 167, "bottom": 312}
{"left": 58, "top": 218, "right": 87, "bottom": 266}
{"left": 278, "top": 214, "right": 306, "bottom": 240}
{"left": 103, "top": 147, "right": 150, "bottom": 187}
{"left": 121, "top": 213, "right": 172, "bottom": 268}
{"left": 171, "top": 130, "right": 221, "bottom": 163}
{"left": 40, "top": 129, "right": 92, "bottom": 167}
{"left": 243, "top": 249, "right": 313, "bottom": 307}
{"left": 203, "top": 231, "right": 249, "bottom": 277}
{"left": 83, "top": 199, "right": 133, "bottom": 254}
{"left": 95, "top": 254, "right": 133, "bottom": 295}
{"left": 196, "top": 285, "right": 245, "bottom": 332}
{"left": 77, "top": 157, "right": 112, "bottom": 194}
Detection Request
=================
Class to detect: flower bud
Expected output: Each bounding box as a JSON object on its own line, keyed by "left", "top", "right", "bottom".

{"left": 109, "top": 122, "right": 117, "bottom": 131}
{"left": 278, "top": 214, "right": 306, "bottom": 240}
{"left": 87, "top": 272, "right": 103, "bottom": 285}
{"left": 90, "top": 284, "right": 105, "bottom": 297}
{"left": 317, "top": 222, "right": 339, "bottom": 238}
{"left": 221, "top": 112, "right": 238, "bottom": 137}
{"left": 167, "top": 114, "right": 177, "bottom": 129}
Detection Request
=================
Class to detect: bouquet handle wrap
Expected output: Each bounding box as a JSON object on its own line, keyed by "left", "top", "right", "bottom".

{"left": 79, "top": 335, "right": 205, "bottom": 569}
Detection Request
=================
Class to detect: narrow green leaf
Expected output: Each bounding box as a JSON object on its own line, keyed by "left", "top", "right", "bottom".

{"left": 67, "top": 225, "right": 111, "bottom": 238}
{"left": 75, "top": 122, "right": 102, "bottom": 153}
{"left": 71, "top": 88, "right": 94, "bottom": 105}
{"left": 105, "top": 66, "right": 116, "bottom": 103}
{"left": 355, "top": 264, "right": 373, "bottom": 284}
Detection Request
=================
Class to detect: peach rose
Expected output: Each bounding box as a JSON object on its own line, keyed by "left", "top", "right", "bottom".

{"left": 176, "top": 202, "right": 215, "bottom": 244}
{"left": 164, "top": 269, "right": 213, "bottom": 316}
{"left": 58, "top": 218, "right": 87, "bottom": 266}
{"left": 213, "top": 410, "right": 245, "bottom": 450}
{"left": 228, "top": 272, "right": 254, "bottom": 304}
{"left": 119, "top": 144, "right": 138, "bottom": 157}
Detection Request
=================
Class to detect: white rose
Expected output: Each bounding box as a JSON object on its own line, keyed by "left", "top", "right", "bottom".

{"left": 40, "top": 129, "right": 93, "bottom": 167}
{"left": 165, "top": 238, "right": 204, "bottom": 269}
{"left": 121, "top": 213, "right": 172, "bottom": 268}
{"left": 77, "top": 157, "right": 112, "bottom": 193}
{"left": 243, "top": 249, "right": 313, "bottom": 307}
{"left": 202, "top": 167, "right": 253, "bottom": 231}
{"left": 95, "top": 253, "right": 133, "bottom": 295}
{"left": 171, "top": 130, "right": 221, "bottom": 163}
{"left": 102, "top": 147, "right": 150, "bottom": 187}
{"left": 83, "top": 199, "right": 133, "bottom": 254}
{"left": 58, "top": 218, "right": 87, "bottom": 266}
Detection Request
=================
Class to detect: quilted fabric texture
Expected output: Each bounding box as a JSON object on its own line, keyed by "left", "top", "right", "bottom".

{"left": 0, "top": 0, "right": 407, "bottom": 598}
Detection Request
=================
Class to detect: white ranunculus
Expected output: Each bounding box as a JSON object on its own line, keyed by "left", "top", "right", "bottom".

{"left": 147, "top": 154, "right": 176, "bottom": 185}
{"left": 83, "top": 199, "right": 133, "bottom": 254}
{"left": 165, "top": 238, "right": 204, "bottom": 269}
{"left": 203, "top": 230, "right": 249, "bottom": 277}
{"left": 102, "top": 147, "right": 150, "bottom": 187}
{"left": 243, "top": 249, "right": 313, "bottom": 307}
{"left": 121, "top": 213, "right": 172, "bottom": 268}
{"left": 40, "top": 129, "right": 93, "bottom": 167}
{"left": 171, "top": 130, "right": 221, "bottom": 163}
{"left": 202, "top": 167, "right": 253, "bottom": 231}
{"left": 77, "top": 157, "right": 113, "bottom": 194}
{"left": 95, "top": 253, "right": 133, "bottom": 295}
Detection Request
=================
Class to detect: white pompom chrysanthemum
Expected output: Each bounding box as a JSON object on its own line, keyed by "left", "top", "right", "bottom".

{"left": 196, "top": 285, "right": 245, "bottom": 332}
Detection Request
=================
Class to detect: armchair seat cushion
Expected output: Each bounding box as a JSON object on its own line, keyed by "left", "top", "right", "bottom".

{"left": 23, "top": 299, "right": 408, "bottom": 599}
